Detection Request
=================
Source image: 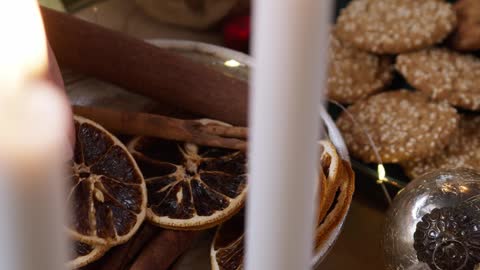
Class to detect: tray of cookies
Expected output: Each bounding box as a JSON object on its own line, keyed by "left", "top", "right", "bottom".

{"left": 329, "top": 0, "right": 480, "bottom": 204}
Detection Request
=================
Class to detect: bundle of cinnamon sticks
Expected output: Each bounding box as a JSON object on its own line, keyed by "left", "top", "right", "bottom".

{"left": 40, "top": 6, "right": 249, "bottom": 127}
{"left": 72, "top": 106, "right": 247, "bottom": 151}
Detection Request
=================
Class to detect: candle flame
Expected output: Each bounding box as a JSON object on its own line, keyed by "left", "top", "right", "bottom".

{"left": 0, "top": 0, "right": 48, "bottom": 93}
{"left": 0, "top": 2, "right": 69, "bottom": 163}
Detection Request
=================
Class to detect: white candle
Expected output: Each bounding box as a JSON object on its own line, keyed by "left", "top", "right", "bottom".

{"left": 246, "top": 1, "right": 332, "bottom": 270}
{"left": 0, "top": 1, "right": 70, "bottom": 270}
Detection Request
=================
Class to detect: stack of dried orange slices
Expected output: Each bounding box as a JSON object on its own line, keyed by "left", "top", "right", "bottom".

{"left": 67, "top": 116, "right": 353, "bottom": 270}
{"left": 210, "top": 140, "right": 355, "bottom": 270}
{"left": 67, "top": 117, "right": 248, "bottom": 268}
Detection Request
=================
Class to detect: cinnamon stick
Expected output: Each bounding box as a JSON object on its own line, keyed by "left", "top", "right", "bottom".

{"left": 80, "top": 225, "right": 200, "bottom": 270}
{"left": 40, "top": 7, "right": 248, "bottom": 126}
{"left": 73, "top": 105, "right": 247, "bottom": 150}
{"left": 81, "top": 225, "right": 157, "bottom": 270}
{"left": 130, "top": 230, "right": 200, "bottom": 270}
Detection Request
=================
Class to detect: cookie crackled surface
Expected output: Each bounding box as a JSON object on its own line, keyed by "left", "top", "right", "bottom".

{"left": 403, "top": 116, "right": 480, "bottom": 179}
{"left": 327, "top": 34, "right": 393, "bottom": 104}
{"left": 336, "top": 90, "right": 459, "bottom": 163}
{"left": 335, "top": 0, "right": 456, "bottom": 54}
{"left": 396, "top": 48, "right": 480, "bottom": 111}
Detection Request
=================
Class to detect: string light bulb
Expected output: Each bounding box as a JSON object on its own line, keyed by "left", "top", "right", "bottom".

{"left": 224, "top": 59, "right": 241, "bottom": 68}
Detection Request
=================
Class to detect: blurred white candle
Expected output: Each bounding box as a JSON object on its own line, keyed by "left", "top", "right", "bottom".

{"left": 247, "top": 1, "right": 332, "bottom": 270}
{"left": 0, "top": 1, "right": 69, "bottom": 270}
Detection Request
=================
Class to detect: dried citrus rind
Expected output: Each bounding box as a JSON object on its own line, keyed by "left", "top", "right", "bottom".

{"left": 68, "top": 116, "right": 147, "bottom": 246}
{"left": 210, "top": 211, "right": 245, "bottom": 270}
{"left": 317, "top": 141, "right": 343, "bottom": 222}
{"left": 67, "top": 240, "right": 108, "bottom": 269}
{"left": 314, "top": 160, "right": 355, "bottom": 252}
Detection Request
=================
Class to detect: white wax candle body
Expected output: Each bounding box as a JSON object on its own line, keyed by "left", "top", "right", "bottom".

{"left": 0, "top": 164, "right": 67, "bottom": 270}
{"left": 247, "top": 1, "right": 332, "bottom": 270}
{"left": 0, "top": 83, "right": 70, "bottom": 270}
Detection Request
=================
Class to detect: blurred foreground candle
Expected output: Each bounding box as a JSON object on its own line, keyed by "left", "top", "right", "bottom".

{"left": 246, "top": 1, "right": 332, "bottom": 270}
{"left": 0, "top": 1, "right": 69, "bottom": 270}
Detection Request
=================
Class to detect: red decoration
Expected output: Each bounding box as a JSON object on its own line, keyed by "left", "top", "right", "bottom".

{"left": 223, "top": 15, "right": 250, "bottom": 53}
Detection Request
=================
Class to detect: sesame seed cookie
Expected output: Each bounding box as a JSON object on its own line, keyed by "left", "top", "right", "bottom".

{"left": 396, "top": 48, "right": 480, "bottom": 111}
{"left": 336, "top": 90, "right": 459, "bottom": 164}
{"left": 402, "top": 116, "right": 480, "bottom": 179}
{"left": 335, "top": 0, "right": 457, "bottom": 54}
{"left": 327, "top": 35, "right": 393, "bottom": 104}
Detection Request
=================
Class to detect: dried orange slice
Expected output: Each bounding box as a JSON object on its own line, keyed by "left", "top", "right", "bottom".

{"left": 127, "top": 134, "right": 247, "bottom": 230}
{"left": 314, "top": 160, "right": 355, "bottom": 253}
{"left": 68, "top": 240, "right": 108, "bottom": 269}
{"left": 210, "top": 141, "right": 354, "bottom": 270}
{"left": 317, "top": 141, "right": 343, "bottom": 222}
{"left": 210, "top": 210, "right": 245, "bottom": 270}
{"left": 68, "top": 116, "right": 147, "bottom": 246}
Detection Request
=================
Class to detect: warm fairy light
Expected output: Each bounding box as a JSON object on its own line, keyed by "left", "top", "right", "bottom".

{"left": 224, "top": 59, "right": 241, "bottom": 68}
{"left": 0, "top": 0, "right": 48, "bottom": 93}
{"left": 377, "top": 164, "right": 388, "bottom": 184}
{"left": 459, "top": 185, "right": 469, "bottom": 193}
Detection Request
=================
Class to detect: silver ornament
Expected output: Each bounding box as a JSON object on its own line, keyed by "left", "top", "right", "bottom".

{"left": 383, "top": 168, "right": 480, "bottom": 270}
